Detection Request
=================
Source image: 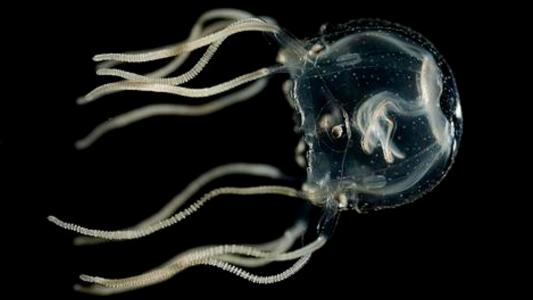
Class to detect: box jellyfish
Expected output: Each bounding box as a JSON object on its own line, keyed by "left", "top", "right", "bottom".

{"left": 48, "top": 9, "right": 462, "bottom": 295}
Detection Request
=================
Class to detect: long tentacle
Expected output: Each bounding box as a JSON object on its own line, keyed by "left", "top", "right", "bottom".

{"left": 48, "top": 186, "right": 306, "bottom": 240}
{"left": 78, "top": 66, "right": 273, "bottom": 104}
{"left": 77, "top": 235, "right": 326, "bottom": 292}
{"left": 75, "top": 219, "right": 309, "bottom": 295}
{"left": 74, "top": 163, "right": 286, "bottom": 245}
{"left": 75, "top": 13, "right": 282, "bottom": 150}
{"left": 95, "top": 38, "right": 225, "bottom": 84}
{"left": 81, "top": 18, "right": 277, "bottom": 104}
{"left": 75, "top": 257, "right": 311, "bottom": 295}
{"left": 97, "top": 9, "right": 256, "bottom": 77}
{"left": 91, "top": 18, "right": 278, "bottom": 64}
{"left": 55, "top": 9, "right": 321, "bottom": 296}
{"left": 78, "top": 18, "right": 278, "bottom": 104}
{"left": 74, "top": 78, "right": 268, "bottom": 149}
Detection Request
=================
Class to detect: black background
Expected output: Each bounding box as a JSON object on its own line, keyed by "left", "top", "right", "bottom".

{"left": 5, "top": 1, "right": 520, "bottom": 299}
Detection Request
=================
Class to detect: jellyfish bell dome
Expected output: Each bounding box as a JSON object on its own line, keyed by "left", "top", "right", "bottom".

{"left": 282, "top": 19, "right": 463, "bottom": 212}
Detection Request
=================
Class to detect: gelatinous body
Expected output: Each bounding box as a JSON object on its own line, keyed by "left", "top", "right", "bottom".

{"left": 281, "top": 20, "right": 462, "bottom": 212}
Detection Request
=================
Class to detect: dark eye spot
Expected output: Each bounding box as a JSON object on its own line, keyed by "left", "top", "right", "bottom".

{"left": 331, "top": 125, "right": 344, "bottom": 139}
